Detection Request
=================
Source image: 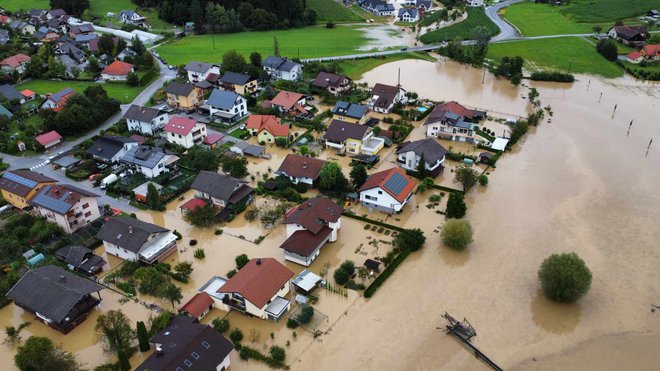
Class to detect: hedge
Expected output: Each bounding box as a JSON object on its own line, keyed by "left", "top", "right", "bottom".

{"left": 430, "top": 184, "right": 463, "bottom": 194}
{"left": 238, "top": 346, "right": 288, "bottom": 370}
{"left": 529, "top": 71, "right": 575, "bottom": 83}
{"left": 341, "top": 211, "right": 406, "bottom": 233}
{"left": 363, "top": 249, "right": 412, "bottom": 298}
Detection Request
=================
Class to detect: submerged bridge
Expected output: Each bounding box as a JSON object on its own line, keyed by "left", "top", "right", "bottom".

{"left": 442, "top": 312, "right": 504, "bottom": 371}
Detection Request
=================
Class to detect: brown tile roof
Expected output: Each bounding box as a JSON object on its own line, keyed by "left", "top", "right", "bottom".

{"left": 246, "top": 115, "right": 288, "bottom": 137}
{"left": 276, "top": 154, "right": 327, "bottom": 181}
{"left": 180, "top": 292, "right": 214, "bottom": 317}
{"left": 280, "top": 227, "right": 332, "bottom": 257}
{"left": 370, "top": 83, "right": 399, "bottom": 110}
{"left": 358, "top": 167, "right": 416, "bottom": 203}
{"left": 312, "top": 71, "right": 349, "bottom": 89}
{"left": 217, "top": 258, "right": 294, "bottom": 308}
{"left": 0, "top": 53, "right": 31, "bottom": 68}
{"left": 0, "top": 170, "right": 55, "bottom": 197}
{"left": 271, "top": 90, "right": 304, "bottom": 110}
{"left": 283, "top": 197, "right": 343, "bottom": 234}
{"left": 323, "top": 120, "right": 369, "bottom": 143}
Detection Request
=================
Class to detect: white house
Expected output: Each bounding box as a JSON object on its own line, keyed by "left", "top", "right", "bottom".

{"left": 280, "top": 197, "right": 343, "bottom": 266}
{"left": 96, "top": 216, "right": 178, "bottom": 264}
{"left": 216, "top": 258, "right": 294, "bottom": 320}
{"left": 163, "top": 116, "right": 207, "bottom": 148}
{"left": 87, "top": 136, "right": 139, "bottom": 164}
{"left": 184, "top": 61, "right": 220, "bottom": 84}
{"left": 465, "top": 0, "right": 484, "bottom": 6}
{"left": 206, "top": 89, "right": 247, "bottom": 123}
{"left": 323, "top": 119, "right": 384, "bottom": 155}
{"left": 262, "top": 56, "right": 302, "bottom": 81}
{"left": 368, "top": 83, "right": 407, "bottom": 113}
{"left": 395, "top": 138, "right": 448, "bottom": 177}
{"left": 361, "top": 0, "right": 395, "bottom": 15}
{"left": 275, "top": 154, "right": 327, "bottom": 187}
{"left": 119, "top": 10, "right": 147, "bottom": 27}
{"left": 397, "top": 8, "right": 419, "bottom": 22}
{"left": 120, "top": 145, "right": 179, "bottom": 178}
{"left": 29, "top": 184, "right": 101, "bottom": 235}
{"left": 123, "top": 104, "right": 170, "bottom": 136}
{"left": 424, "top": 101, "right": 485, "bottom": 143}
{"left": 358, "top": 168, "right": 416, "bottom": 214}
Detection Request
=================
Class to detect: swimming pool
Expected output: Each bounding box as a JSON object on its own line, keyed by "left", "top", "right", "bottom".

{"left": 417, "top": 107, "right": 428, "bottom": 112}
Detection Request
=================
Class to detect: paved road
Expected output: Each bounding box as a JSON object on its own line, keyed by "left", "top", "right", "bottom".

{"left": 486, "top": 0, "right": 525, "bottom": 42}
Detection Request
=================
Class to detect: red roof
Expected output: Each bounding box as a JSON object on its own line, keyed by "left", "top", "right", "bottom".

{"left": 358, "top": 168, "right": 416, "bottom": 203}
{"left": 203, "top": 132, "right": 224, "bottom": 145}
{"left": 627, "top": 51, "right": 643, "bottom": 60}
{"left": 280, "top": 227, "right": 333, "bottom": 257}
{"left": 101, "top": 60, "right": 134, "bottom": 76}
{"left": 217, "top": 258, "right": 294, "bottom": 308}
{"left": 130, "top": 134, "right": 146, "bottom": 144}
{"left": 180, "top": 198, "right": 207, "bottom": 211}
{"left": 35, "top": 131, "right": 62, "bottom": 146}
{"left": 247, "top": 115, "right": 289, "bottom": 137}
{"left": 20, "top": 89, "right": 35, "bottom": 98}
{"left": 0, "top": 54, "right": 31, "bottom": 68}
{"left": 271, "top": 91, "right": 304, "bottom": 110}
{"left": 164, "top": 116, "right": 198, "bottom": 136}
{"left": 283, "top": 197, "right": 343, "bottom": 235}
{"left": 180, "top": 292, "right": 214, "bottom": 317}
{"left": 642, "top": 44, "right": 660, "bottom": 56}
{"left": 438, "top": 101, "right": 477, "bottom": 119}
{"left": 276, "top": 154, "right": 327, "bottom": 181}
{"left": 0, "top": 15, "right": 10, "bottom": 24}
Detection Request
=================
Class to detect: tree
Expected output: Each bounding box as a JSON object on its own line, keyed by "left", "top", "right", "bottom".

{"left": 470, "top": 25, "right": 491, "bottom": 61}
{"left": 212, "top": 318, "right": 230, "bottom": 333}
{"left": 235, "top": 254, "right": 249, "bottom": 270}
{"left": 131, "top": 36, "right": 146, "bottom": 56}
{"left": 171, "top": 261, "right": 194, "bottom": 283}
{"left": 596, "top": 39, "right": 618, "bottom": 61}
{"left": 15, "top": 336, "right": 83, "bottom": 371}
{"left": 163, "top": 282, "right": 183, "bottom": 308}
{"left": 146, "top": 183, "right": 161, "bottom": 210}
{"left": 478, "top": 174, "right": 488, "bottom": 186}
{"left": 349, "top": 163, "right": 368, "bottom": 189}
{"left": 538, "top": 253, "right": 592, "bottom": 303}
{"left": 333, "top": 266, "right": 350, "bottom": 285}
{"left": 416, "top": 177, "right": 435, "bottom": 193}
{"left": 95, "top": 310, "right": 135, "bottom": 355}
{"left": 4, "top": 321, "right": 30, "bottom": 345}
{"left": 296, "top": 305, "right": 314, "bottom": 325}
{"left": 270, "top": 345, "right": 286, "bottom": 362}
{"left": 126, "top": 71, "right": 140, "bottom": 87}
{"left": 453, "top": 165, "right": 479, "bottom": 192}
{"left": 592, "top": 26, "right": 602, "bottom": 34}
{"left": 184, "top": 204, "right": 219, "bottom": 228}
{"left": 181, "top": 146, "right": 220, "bottom": 171}
{"left": 445, "top": 193, "right": 466, "bottom": 219}
{"left": 273, "top": 36, "right": 280, "bottom": 56}
{"left": 50, "top": 0, "right": 90, "bottom": 16}
{"left": 303, "top": 9, "right": 318, "bottom": 25}
{"left": 222, "top": 50, "right": 247, "bottom": 73}
{"left": 221, "top": 156, "right": 248, "bottom": 178}
{"left": 416, "top": 153, "right": 428, "bottom": 178}
{"left": 318, "top": 162, "right": 349, "bottom": 196}
{"left": 249, "top": 52, "right": 262, "bottom": 67}
{"left": 98, "top": 34, "right": 116, "bottom": 56}
{"left": 148, "top": 311, "right": 174, "bottom": 337}
{"left": 136, "top": 321, "right": 150, "bottom": 352}
{"left": 229, "top": 328, "right": 243, "bottom": 342}
{"left": 118, "top": 349, "right": 131, "bottom": 371}
{"left": 393, "top": 228, "right": 426, "bottom": 251}
{"left": 441, "top": 218, "right": 473, "bottom": 251}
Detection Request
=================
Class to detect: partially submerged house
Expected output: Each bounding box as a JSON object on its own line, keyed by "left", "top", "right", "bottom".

{"left": 424, "top": 101, "right": 486, "bottom": 143}
{"left": 275, "top": 154, "right": 327, "bottom": 187}
{"left": 270, "top": 90, "right": 309, "bottom": 117}
{"left": 358, "top": 167, "right": 416, "bottom": 214}
{"left": 123, "top": 104, "right": 170, "bottom": 136}
{"left": 163, "top": 116, "right": 207, "bottom": 148}
{"left": 97, "top": 216, "right": 178, "bottom": 264}
{"left": 120, "top": 145, "right": 179, "bottom": 178}
{"left": 332, "top": 101, "right": 368, "bottom": 124}
{"left": 245, "top": 114, "right": 289, "bottom": 144}
{"left": 29, "top": 184, "right": 101, "bottom": 234}
{"left": 368, "top": 83, "right": 406, "bottom": 113}
{"left": 184, "top": 61, "right": 220, "bottom": 84}
{"left": 0, "top": 170, "right": 55, "bottom": 209}
{"left": 262, "top": 56, "right": 302, "bottom": 81}
{"left": 87, "top": 136, "right": 139, "bottom": 164}
{"left": 55, "top": 245, "right": 105, "bottom": 276}
{"left": 216, "top": 258, "right": 294, "bottom": 320}
{"left": 395, "top": 138, "right": 448, "bottom": 177}
{"left": 179, "top": 292, "right": 215, "bottom": 321}
{"left": 6, "top": 265, "right": 103, "bottom": 334}
{"left": 189, "top": 171, "right": 254, "bottom": 220}
{"left": 311, "top": 71, "right": 352, "bottom": 96}
{"left": 206, "top": 89, "right": 248, "bottom": 123}
{"left": 323, "top": 119, "right": 384, "bottom": 155}
{"left": 281, "top": 197, "right": 343, "bottom": 266}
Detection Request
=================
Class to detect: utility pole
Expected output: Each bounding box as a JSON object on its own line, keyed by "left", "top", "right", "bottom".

{"left": 397, "top": 68, "right": 401, "bottom": 87}
{"left": 567, "top": 60, "right": 572, "bottom": 74}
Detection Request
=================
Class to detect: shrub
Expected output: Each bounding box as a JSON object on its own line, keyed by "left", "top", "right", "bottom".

{"left": 478, "top": 174, "right": 488, "bottom": 186}
{"left": 212, "top": 318, "right": 229, "bottom": 334}
{"left": 333, "top": 267, "right": 350, "bottom": 285}
{"left": 538, "top": 253, "right": 592, "bottom": 303}
{"left": 286, "top": 318, "right": 299, "bottom": 329}
{"left": 227, "top": 269, "right": 237, "bottom": 278}
{"left": 193, "top": 248, "right": 205, "bottom": 259}
{"left": 441, "top": 219, "right": 474, "bottom": 251}
{"left": 229, "top": 328, "right": 244, "bottom": 343}
{"left": 530, "top": 71, "right": 575, "bottom": 83}
{"left": 270, "top": 346, "right": 286, "bottom": 362}
{"left": 392, "top": 228, "right": 426, "bottom": 252}
{"left": 445, "top": 191, "right": 467, "bottom": 219}
{"left": 296, "top": 305, "right": 314, "bottom": 325}
{"left": 235, "top": 254, "right": 249, "bottom": 270}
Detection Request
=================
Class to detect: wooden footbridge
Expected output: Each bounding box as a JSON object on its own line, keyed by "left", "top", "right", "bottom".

{"left": 441, "top": 312, "right": 504, "bottom": 371}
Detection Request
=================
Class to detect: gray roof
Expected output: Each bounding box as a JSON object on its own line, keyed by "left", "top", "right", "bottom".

{"left": 207, "top": 89, "right": 240, "bottom": 110}
{"left": 55, "top": 245, "right": 104, "bottom": 271}
{"left": 323, "top": 120, "right": 370, "bottom": 143}
{"left": 262, "top": 56, "right": 300, "bottom": 72}
{"left": 51, "top": 87, "right": 75, "bottom": 102}
{"left": 88, "top": 136, "right": 138, "bottom": 161}
{"left": 191, "top": 171, "right": 252, "bottom": 202}
{"left": 416, "top": 0, "right": 432, "bottom": 8}
{"left": 0, "top": 85, "right": 24, "bottom": 102}
{"left": 121, "top": 145, "right": 170, "bottom": 169}
{"left": 51, "top": 155, "right": 80, "bottom": 168}
{"left": 29, "top": 184, "right": 99, "bottom": 214}
{"left": 396, "top": 139, "right": 447, "bottom": 165}
{"left": 164, "top": 81, "right": 196, "bottom": 96}
{"left": 123, "top": 104, "right": 161, "bottom": 122}
{"left": 398, "top": 8, "right": 418, "bottom": 18}
{"left": 220, "top": 72, "right": 253, "bottom": 85}
{"left": 185, "top": 61, "right": 215, "bottom": 73}
{"left": 97, "top": 216, "right": 169, "bottom": 253}
{"left": 332, "top": 101, "right": 367, "bottom": 120}
{"left": 6, "top": 265, "right": 103, "bottom": 323}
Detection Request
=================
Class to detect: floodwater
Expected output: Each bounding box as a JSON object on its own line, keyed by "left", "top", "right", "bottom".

{"left": 292, "top": 59, "right": 660, "bottom": 370}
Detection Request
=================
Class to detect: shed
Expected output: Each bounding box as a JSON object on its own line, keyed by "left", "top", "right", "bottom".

{"left": 364, "top": 258, "right": 381, "bottom": 273}
{"left": 133, "top": 181, "right": 163, "bottom": 203}
{"left": 291, "top": 269, "right": 322, "bottom": 294}
{"left": 491, "top": 137, "right": 509, "bottom": 151}
{"left": 52, "top": 155, "right": 80, "bottom": 169}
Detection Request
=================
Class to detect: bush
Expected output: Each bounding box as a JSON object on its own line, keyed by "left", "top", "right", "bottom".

{"left": 445, "top": 193, "right": 466, "bottom": 219}
{"left": 227, "top": 269, "right": 237, "bottom": 278}
{"left": 212, "top": 318, "right": 230, "bottom": 334}
{"left": 478, "top": 174, "right": 488, "bottom": 186}
{"left": 286, "top": 318, "right": 299, "bottom": 328}
{"left": 270, "top": 345, "right": 286, "bottom": 362}
{"left": 530, "top": 71, "right": 575, "bottom": 83}
{"left": 296, "top": 305, "right": 314, "bottom": 325}
{"left": 441, "top": 219, "right": 474, "bottom": 251}
{"left": 333, "top": 266, "right": 350, "bottom": 285}
{"left": 392, "top": 228, "right": 426, "bottom": 252}
{"left": 596, "top": 39, "right": 617, "bottom": 61}
{"left": 538, "top": 253, "right": 592, "bottom": 303}
{"left": 229, "top": 328, "right": 244, "bottom": 343}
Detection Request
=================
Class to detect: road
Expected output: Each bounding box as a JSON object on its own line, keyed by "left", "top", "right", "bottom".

{"left": 486, "top": 0, "right": 524, "bottom": 42}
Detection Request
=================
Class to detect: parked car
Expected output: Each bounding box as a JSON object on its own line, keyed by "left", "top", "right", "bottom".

{"left": 88, "top": 173, "right": 102, "bottom": 181}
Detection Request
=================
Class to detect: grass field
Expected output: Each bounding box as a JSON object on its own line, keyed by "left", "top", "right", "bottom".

{"left": 3, "top": 0, "right": 48, "bottom": 11}
{"left": 156, "top": 25, "right": 370, "bottom": 65}
{"left": 420, "top": 7, "right": 499, "bottom": 43}
{"left": 559, "top": 0, "right": 660, "bottom": 23}
{"left": 501, "top": 2, "right": 593, "bottom": 36}
{"left": 308, "top": 0, "right": 362, "bottom": 22}
{"left": 487, "top": 37, "right": 624, "bottom": 78}
{"left": 16, "top": 80, "right": 146, "bottom": 104}
{"left": 336, "top": 52, "right": 437, "bottom": 79}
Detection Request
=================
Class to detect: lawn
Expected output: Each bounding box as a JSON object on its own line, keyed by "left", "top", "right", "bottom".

{"left": 559, "top": 0, "right": 660, "bottom": 23}
{"left": 420, "top": 7, "right": 499, "bottom": 43}
{"left": 308, "top": 0, "right": 363, "bottom": 22}
{"left": 88, "top": 0, "right": 135, "bottom": 15}
{"left": 501, "top": 2, "right": 593, "bottom": 37}
{"left": 156, "top": 25, "right": 370, "bottom": 65}
{"left": 2, "top": 0, "right": 48, "bottom": 12}
{"left": 16, "top": 80, "right": 147, "bottom": 104}
{"left": 487, "top": 37, "right": 624, "bottom": 78}
{"left": 336, "top": 52, "right": 437, "bottom": 79}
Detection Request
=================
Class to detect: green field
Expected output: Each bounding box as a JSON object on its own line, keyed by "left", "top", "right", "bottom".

{"left": 336, "top": 52, "right": 437, "bottom": 79}
{"left": 156, "top": 25, "right": 370, "bottom": 65}
{"left": 16, "top": 80, "right": 146, "bottom": 104}
{"left": 420, "top": 7, "right": 499, "bottom": 43}
{"left": 501, "top": 2, "right": 593, "bottom": 36}
{"left": 308, "top": 0, "right": 362, "bottom": 22}
{"left": 487, "top": 37, "right": 623, "bottom": 78}
{"left": 559, "top": 0, "right": 660, "bottom": 23}
{"left": 2, "top": 0, "right": 49, "bottom": 11}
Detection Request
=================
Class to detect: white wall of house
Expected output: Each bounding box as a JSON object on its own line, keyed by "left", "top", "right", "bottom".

{"left": 209, "top": 96, "right": 247, "bottom": 119}
{"left": 426, "top": 121, "right": 474, "bottom": 141}
{"left": 101, "top": 73, "right": 130, "bottom": 81}
{"left": 265, "top": 65, "right": 302, "bottom": 81}
{"left": 34, "top": 196, "right": 100, "bottom": 234}
{"left": 108, "top": 142, "right": 139, "bottom": 163}
{"left": 247, "top": 283, "right": 290, "bottom": 319}
{"left": 41, "top": 98, "right": 59, "bottom": 110}
{"left": 397, "top": 151, "right": 444, "bottom": 172}
{"left": 136, "top": 160, "right": 168, "bottom": 178}
{"left": 216, "top": 355, "right": 231, "bottom": 371}
{"left": 187, "top": 65, "right": 220, "bottom": 84}
{"left": 284, "top": 246, "right": 322, "bottom": 267}
{"left": 166, "top": 123, "right": 207, "bottom": 148}
{"left": 282, "top": 174, "right": 314, "bottom": 186}
{"left": 359, "top": 187, "right": 408, "bottom": 214}
{"left": 103, "top": 241, "right": 140, "bottom": 261}
{"left": 127, "top": 113, "right": 169, "bottom": 136}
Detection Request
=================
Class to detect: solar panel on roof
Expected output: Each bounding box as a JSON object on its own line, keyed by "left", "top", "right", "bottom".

{"left": 3, "top": 172, "right": 38, "bottom": 189}
{"left": 31, "top": 186, "right": 73, "bottom": 214}
{"left": 383, "top": 172, "right": 408, "bottom": 196}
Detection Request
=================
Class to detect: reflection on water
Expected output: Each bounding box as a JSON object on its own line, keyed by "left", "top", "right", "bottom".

{"left": 439, "top": 244, "right": 471, "bottom": 267}
{"left": 530, "top": 290, "right": 581, "bottom": 335}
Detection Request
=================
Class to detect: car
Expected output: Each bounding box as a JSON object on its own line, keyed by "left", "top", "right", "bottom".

{"left": 401, "top": 47, "right": 408, "bottom": 51}
{"left": 88, "top": 173, "right": 102, "bottom": 181}
{"left": 168, "top": 65, "right": 176, "bottom": 70}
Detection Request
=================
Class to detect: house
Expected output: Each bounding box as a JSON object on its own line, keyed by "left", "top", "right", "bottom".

{"left": 190, "top": 171, "right": 254, "bottom": 220}
{"left": 0, "top": 85, "right": 25, "bottom": 104}
{"left": 29, "top": 184, "right": 101, "bottom": 234}
{"left": 465, "top": 0, "right": 484, "bottom": 6}
{"left": 116, "top": 47, "right": 137, "bottom": 61}
{"left": 123, "top": 104, "right": 170, "bottom": 136}
{"left": 101, "top": 60, "right": 134, "bottom": 81}
{"left": 0, "top": 29, "right": 9, "bottom": 45}
{"left": 35, "top": 130, "right": 63, "bottom": 149}
{"left": 163, "top": 116, "right": 207, "bottom": 148}
{"left": 358, "top": 167, "right": 416, "bottom": 214}
{"left": 291, "top": 270, "right": 323, "bottom": 295}
{"left": 40, "top": 87, "right": 75, "bottom": 112}
{"left": 368, "top": 83, "right": 406, "bottom": 113}
{"left": 132, "top": 181, "right": 162, "bottom": 204}
{"left": 0, "top": 53, "right": 31, "bottom": 74}
{"left": 397, "top": 8, "right": 419, "bottom": 22}
{"left": 135, "top": 316, "right": 233, "bottom": 371}
{"left": 270, "top": 90, "right": 309, "bottom": 117}
{"left": 20, "top": 89, "right": 35, "bottom": 102}
{"left": 119, "top": 10, "right": 147, "bottom": 27}
{"left": 202, "top": 132, "right": 224, "bottom": 149}
{"left": 262, "top": 56, "right": 303, "bottom": 81}
{"left": 87, "top": 136, "right": 139, "bottom": 164}
{"left": 68, "top": 23, "right": 94, "bottom": 37}
{"left": 608, "top": 25, "right": 648, "bottom": 45}
{"left": 323, "top": 119, "right": 384, "bottom": 155}
{"left": 424, "top": 101, "right": 485, "bottom": 142}
{"left": 184, "top": 61, "right": 220, "bottom": 84}
{"left": 46, "top": 9, "right": 66, "bottom": 19}
{"left": 275, "top": 154, "right": 327, "bottom": 187}
{"left": 416, "top": 0, "right": 433, "bottom": 12}
{"left": 206, "top": 89, "right": 248, "bottom": 122}
{"left": 280, "top": 197, "right": 343, "bottom": 266}
{"left": 55, "top": 245, "right": 105, "bottom": 276}
{"left": 360, "top": 0, "right": 395, "bottom": 16}
{"left": 6, "top": 265, "right": 103, "bottom": 334}
{"left": 216, "top": 258, "right": 294, "bottom": 320}
{"left": 35, "top": 26, "right": 60, "bottom": 43}
{"left": 0, "top": 104, "right": 12, "bottom": 118}
{"left": 395, "top": 138, "right": 447, "bottom": 177}
{"left": 219, "top": 71, "right": 259, "bottom": 95}
{"left": 121, "top": 145, "right": 179, "bottom": 178}
{"left": 179, "top": 292, "right": 214, "bottom": 321}
{"left": 229, "top": 141, "right": 266, "bottom": 157}
{"left": 311, "top": 71, "right": 352, "bottom": 96}
{"left": 54, "top": 38, "right": 86, "bottom": 63}
{"left": 165, "top": 82, "right": 203, "bottom": 111}
{"left": 0, "top": 15, "right": 11, "bottom": 26}
{"left": 0, "top": 170, "right": 56, "bottom": 209}
{"left": 9, "top": 21, "right": 35, "bottom": 35}
{"left": 626, "top": 51, "right": 645, "bottom": 64}
{"left": 97, "top": 216, "right": 178, "bottom": 264}
{"left": 641, "top": 44, "right": 660, "bottom": 61}
{"left": 245, "top": 115, "right": 289, "bottom": 144}
{"left": 75, "top": 33, "right": 100, "bottom": 51}
{"left": 332, "top": 101, "right": 368, "bottom": 124}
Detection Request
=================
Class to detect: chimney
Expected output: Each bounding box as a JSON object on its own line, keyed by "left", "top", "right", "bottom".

{"left": 256, "top": 258, "right": 262, "bottom": 265}
{"left": 59, "top": 275, "right": 66, "bottom": 282}
{"left": 156, "top": 346, "right": 163, "bottom": 356}
{"left": 128, "top": 226, "right": 133, "bottom": 234}
{"left": 302, "top": 162, "right": 308, "bottom": 169}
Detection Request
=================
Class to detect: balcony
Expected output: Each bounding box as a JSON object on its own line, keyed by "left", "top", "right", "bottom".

{"left": 222, "top": 296, "right": 246, "bottom": 312}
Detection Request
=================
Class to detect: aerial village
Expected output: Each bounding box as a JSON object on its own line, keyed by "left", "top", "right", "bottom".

{"left": 0, "top": 0, "right": 659, "bottom": 370}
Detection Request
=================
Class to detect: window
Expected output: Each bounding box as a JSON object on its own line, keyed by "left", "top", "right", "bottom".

{"left": 84, "top": 211, "right": 92, "bottom": 217}
{"left": 365, "top": 195, "right": 377, "bottom": 201}
{"left": 82, "top": 203, "right": 89, "bottom": 209}
{"left": 377, "top": 191, "right": 382, "bottom": 195}
{"left": 191, "top": 352, "right": 200, "bottom": 360}
{"left": 184, "top": 359, "right": 193, "bottom": 367}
